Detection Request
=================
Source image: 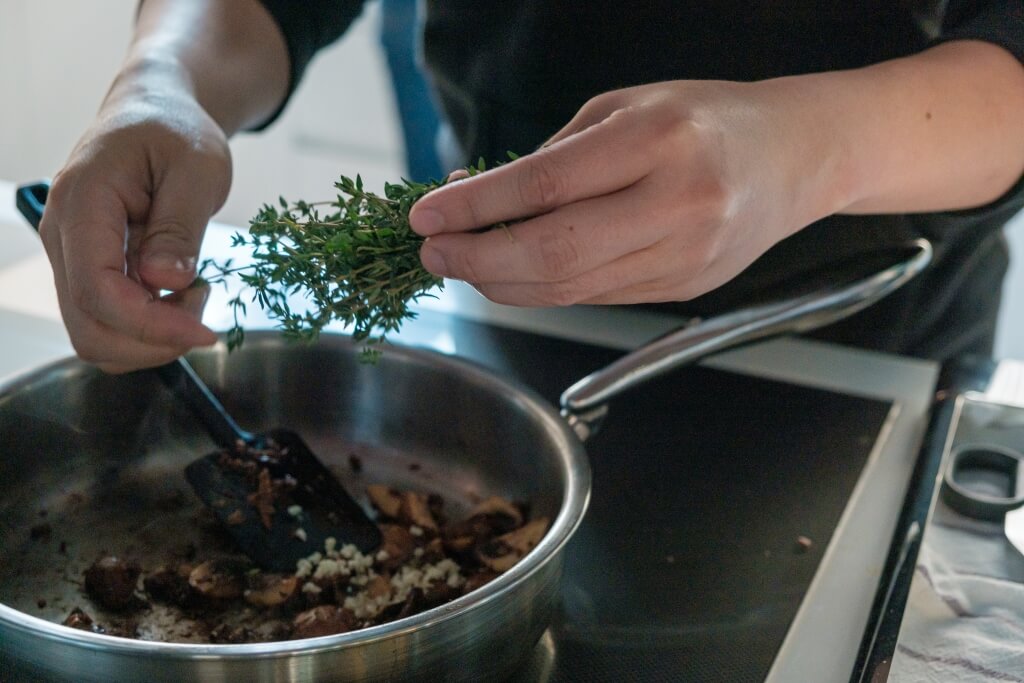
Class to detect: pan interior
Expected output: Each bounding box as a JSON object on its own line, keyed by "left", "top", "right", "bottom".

{"left": 0, "top": 333, "right": 577, "bottom": 643}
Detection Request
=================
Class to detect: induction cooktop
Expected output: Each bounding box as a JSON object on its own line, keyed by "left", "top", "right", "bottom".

{"left": 394, "top": 314, "right": 895, "bottom": 683}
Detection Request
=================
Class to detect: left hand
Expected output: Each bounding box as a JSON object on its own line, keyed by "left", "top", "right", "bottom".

{"left": 408, "top": 79, "right": 845, "bottom": 306}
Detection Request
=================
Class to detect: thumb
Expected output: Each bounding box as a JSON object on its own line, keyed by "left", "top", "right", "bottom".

{"left": 137, "top": 164, "right": 227, "bottom": 292}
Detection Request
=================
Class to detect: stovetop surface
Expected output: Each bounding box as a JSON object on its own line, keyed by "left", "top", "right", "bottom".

{"left": 398, "top": 316, "right": 895, "bottom": 682}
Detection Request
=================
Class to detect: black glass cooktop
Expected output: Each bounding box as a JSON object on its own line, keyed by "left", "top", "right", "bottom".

{"left": 398, "top": 312, "right": 894, "bottom": 683}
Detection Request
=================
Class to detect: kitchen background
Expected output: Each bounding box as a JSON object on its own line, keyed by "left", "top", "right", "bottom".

{"left": 1, "top": 0, "right": 1022, "bottom": 359}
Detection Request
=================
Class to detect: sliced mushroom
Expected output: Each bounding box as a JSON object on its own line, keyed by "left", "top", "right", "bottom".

{"left": 83, "top": 556, "right": 142, "bottom": 611}
{"left": 377, "top": 524, "right": 416, "bottom": 571}
{"left": 467, "top": 496, "right": 523, "bottom": 529}
{"left": 63, "top": 607, "right": 103, "bottom": 633}
{"left": 188, "top": 560, "right": 245, "bottom": 600}
{"left": 398, "top": 491, "right": 438, "bottom": 533}
{"left": 366, "top": 484, "right": 403, "bottom": 519}
{"left": 292, "top": 605, "right": 356, "bottom": 639}
{"left": 246, "top": 468, "right": 275, "bottom": 530}
{"left": 476, "top": 517, "right": 549, "bottom": 573}
{"left": 244, "top": 573, "right": 299, "bottom": 607}
{"left": 144, "top": 564, "right": 197, "bottom": 608}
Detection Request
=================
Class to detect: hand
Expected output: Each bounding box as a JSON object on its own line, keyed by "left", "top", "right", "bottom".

{"left": 408, "top": 79, "right": 846, "bottom": 306}
{"left": 40, "top": 79, "right": 230, "bottom": 373}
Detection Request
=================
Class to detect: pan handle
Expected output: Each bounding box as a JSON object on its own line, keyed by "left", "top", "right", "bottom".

{"left": 559, "top": 239, "right": 933, "bottom": 441}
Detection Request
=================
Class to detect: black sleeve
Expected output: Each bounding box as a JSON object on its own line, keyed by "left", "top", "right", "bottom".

{"left": 253, "top": 0, "right": 367, "bottom": 129}
{"left": 939, "top": 0, "right": 1024, "bottom": 64}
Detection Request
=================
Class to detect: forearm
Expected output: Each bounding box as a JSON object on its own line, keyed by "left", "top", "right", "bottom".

{"left": 775, "top": 40, "right": 1024, "bottom": 217}
{"left": 111, "top": 0, "right": 290, "bottom": 136}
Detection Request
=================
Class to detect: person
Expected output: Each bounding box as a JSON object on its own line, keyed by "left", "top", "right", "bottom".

{"left": 37, "top": 0, "right": 1024, "bottom": 374}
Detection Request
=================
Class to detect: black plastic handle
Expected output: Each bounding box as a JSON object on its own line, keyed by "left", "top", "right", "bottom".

{"left": 940, "top": 443, "right": 1024, "bottom": 521}
{"left": 14, "top": 180, "right": 250, "bottom": 449}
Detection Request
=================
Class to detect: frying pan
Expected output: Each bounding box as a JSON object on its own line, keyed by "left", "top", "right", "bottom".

{"left": 0, "top": 233, "right": 931, "bottom": 681}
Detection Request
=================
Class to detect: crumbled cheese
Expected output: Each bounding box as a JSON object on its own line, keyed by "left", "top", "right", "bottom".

{"left": 287, "top": 505, "right": 303, "bottom": 517}
{"left": 413, "top": 548, "right": 424, "bottom": 558}
{"left": 409, "top": 525, "right": 424, "bottom": 537}
{"left": 375, "top": 550, "right": 390, "bottom": 562}
{"left": 295, "top": 559, "right": 313, "bottom": 579}
{"left": 293, "top": 528, "right": 307, "bottom": 542}
{"left": 292, "top": 538, "right": 464, "bottom": 621}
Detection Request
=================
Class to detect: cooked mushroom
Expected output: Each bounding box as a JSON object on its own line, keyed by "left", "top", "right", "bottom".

{"left": 377, "top": 524, "right": 416, "bottom": 571}
{"left": 144, "top": 564, "right": 196, "bottom": 608}
{"left": 366, "top": 485, "right": 403, "bottom": 519}
{"left": 476, "top": 517, "right": 549, "bottom": 572}
{"left": 63, "top": 607, "right": 103, "bottom": 633}
{"left": 292, "top": 605, "right": 356, "bottom": 639}
{"left": 188, "top": 560, "right": 245, "bottom": 600}
{"left": 83, "top": 556, "right": 142, "bottom": 611}
{"left": 398, "top": 491, "right": 438, "bottom": 533}
{"left": 467, "top": 496, "right": 523, "bottom": 529}
{"left": 244, "top": 574, "right": 299, "bottom": 607}
{"left": 246, "top": 468, "right": 276, "bottom": 530}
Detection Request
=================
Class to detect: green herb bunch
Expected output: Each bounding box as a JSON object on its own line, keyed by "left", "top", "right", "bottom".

{"left": 202, "top": 156, "right": 515, "bottom": 359}
{"left": 202, "top": 174, "right": 448, "bottom": 360}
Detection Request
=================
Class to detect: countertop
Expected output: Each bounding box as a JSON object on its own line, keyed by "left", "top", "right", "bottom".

{"left": 0, "top": 179, "right": 944, "bottom": 681}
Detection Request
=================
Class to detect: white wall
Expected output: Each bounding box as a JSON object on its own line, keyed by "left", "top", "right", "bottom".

{"left": 1, "top": 0, "right": 1022, "bottom": 359}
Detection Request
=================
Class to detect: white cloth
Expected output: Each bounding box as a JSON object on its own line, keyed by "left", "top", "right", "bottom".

{"left": 890, "top": 500, "right": 1024, "bottom": 682}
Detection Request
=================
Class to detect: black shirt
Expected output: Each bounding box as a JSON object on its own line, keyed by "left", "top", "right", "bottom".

{"left": 255, "top": 0, "right": 1024, "bottom": 361}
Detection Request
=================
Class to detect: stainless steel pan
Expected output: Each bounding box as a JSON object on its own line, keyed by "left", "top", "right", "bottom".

{"left": 0, "top": 240, "right": 931, "bottom": 682}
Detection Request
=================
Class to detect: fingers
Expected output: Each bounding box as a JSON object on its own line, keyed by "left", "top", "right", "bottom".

{"left": 137, "top": 159, "right": 229, "bottom": 291}
{"left": 408, "top": 108, "right": 654, "bottom": 236}
{"left": 418, "top": 178, "right": 667, "bottom": 285}
{"left": 42, "top": 165, "right": 221, "bottom": 372}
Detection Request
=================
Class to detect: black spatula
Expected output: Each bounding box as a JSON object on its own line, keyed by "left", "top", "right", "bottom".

{"left": 16, "top": 181, "right": 381, "bottom": 572}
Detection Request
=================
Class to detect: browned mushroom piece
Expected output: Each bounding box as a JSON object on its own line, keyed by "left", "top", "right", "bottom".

{"left": 244, "top": 573, "right": 299, "bottom": 607}
{"left": 246, "top": 468, "right": 276, "bottom": 530}
{"left": 467, "top": 496, "right": 524, "bottom": 530}
{"left": 476, "top": 517, "right": 550, "bottom": 573}
{"left": 398, "top": 491, "right": 438, "bottom": 533}
{"left": 188, "top": 560, "right": 246, "bottom": 600}
{"left": 63, "top": 606, "right": 103, "bottom": 633}
{"left": 366, "top": 484, "right": 403, "bottom": 519}
{"left": 83, "top": 556, "right": 142, "bottom": 611}
{"left": 144, "top": 564, "right": 197, "bottom": 608}
{"left": 292, "top": 605, "right": 357, "bottom": 639}
{"left": 420, "top": 537, "right": 445, "bottom": 563}
{"left": 377, "top": 524, "right": 416, "bottom": 571}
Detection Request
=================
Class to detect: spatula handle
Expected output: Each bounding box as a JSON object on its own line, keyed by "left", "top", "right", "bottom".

{"left": 14, "top": 180, "right": 252, "bottom": 449}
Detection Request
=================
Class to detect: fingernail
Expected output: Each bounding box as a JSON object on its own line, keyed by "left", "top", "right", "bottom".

{"left": 420, "top": 243, "right": 449, "bottom": 276}
{"left": 411, "top": 207, "right": 445, "bottom": 235}
{"left": 144, "top": 251, "right": 196, "bottom": 272}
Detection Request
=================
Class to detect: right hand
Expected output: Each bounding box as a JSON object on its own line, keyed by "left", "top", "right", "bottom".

{"left": 41, "top": 81, "right": 231, "bottom": 373}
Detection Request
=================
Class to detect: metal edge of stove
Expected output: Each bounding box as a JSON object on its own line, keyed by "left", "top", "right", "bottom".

{"left": 855, "top": 358, "right": 1024, "bottom": 681}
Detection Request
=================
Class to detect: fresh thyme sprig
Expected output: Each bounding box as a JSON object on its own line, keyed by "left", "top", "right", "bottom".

{"left": 201, "top": 157, "right": 504, "bottom": 360}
